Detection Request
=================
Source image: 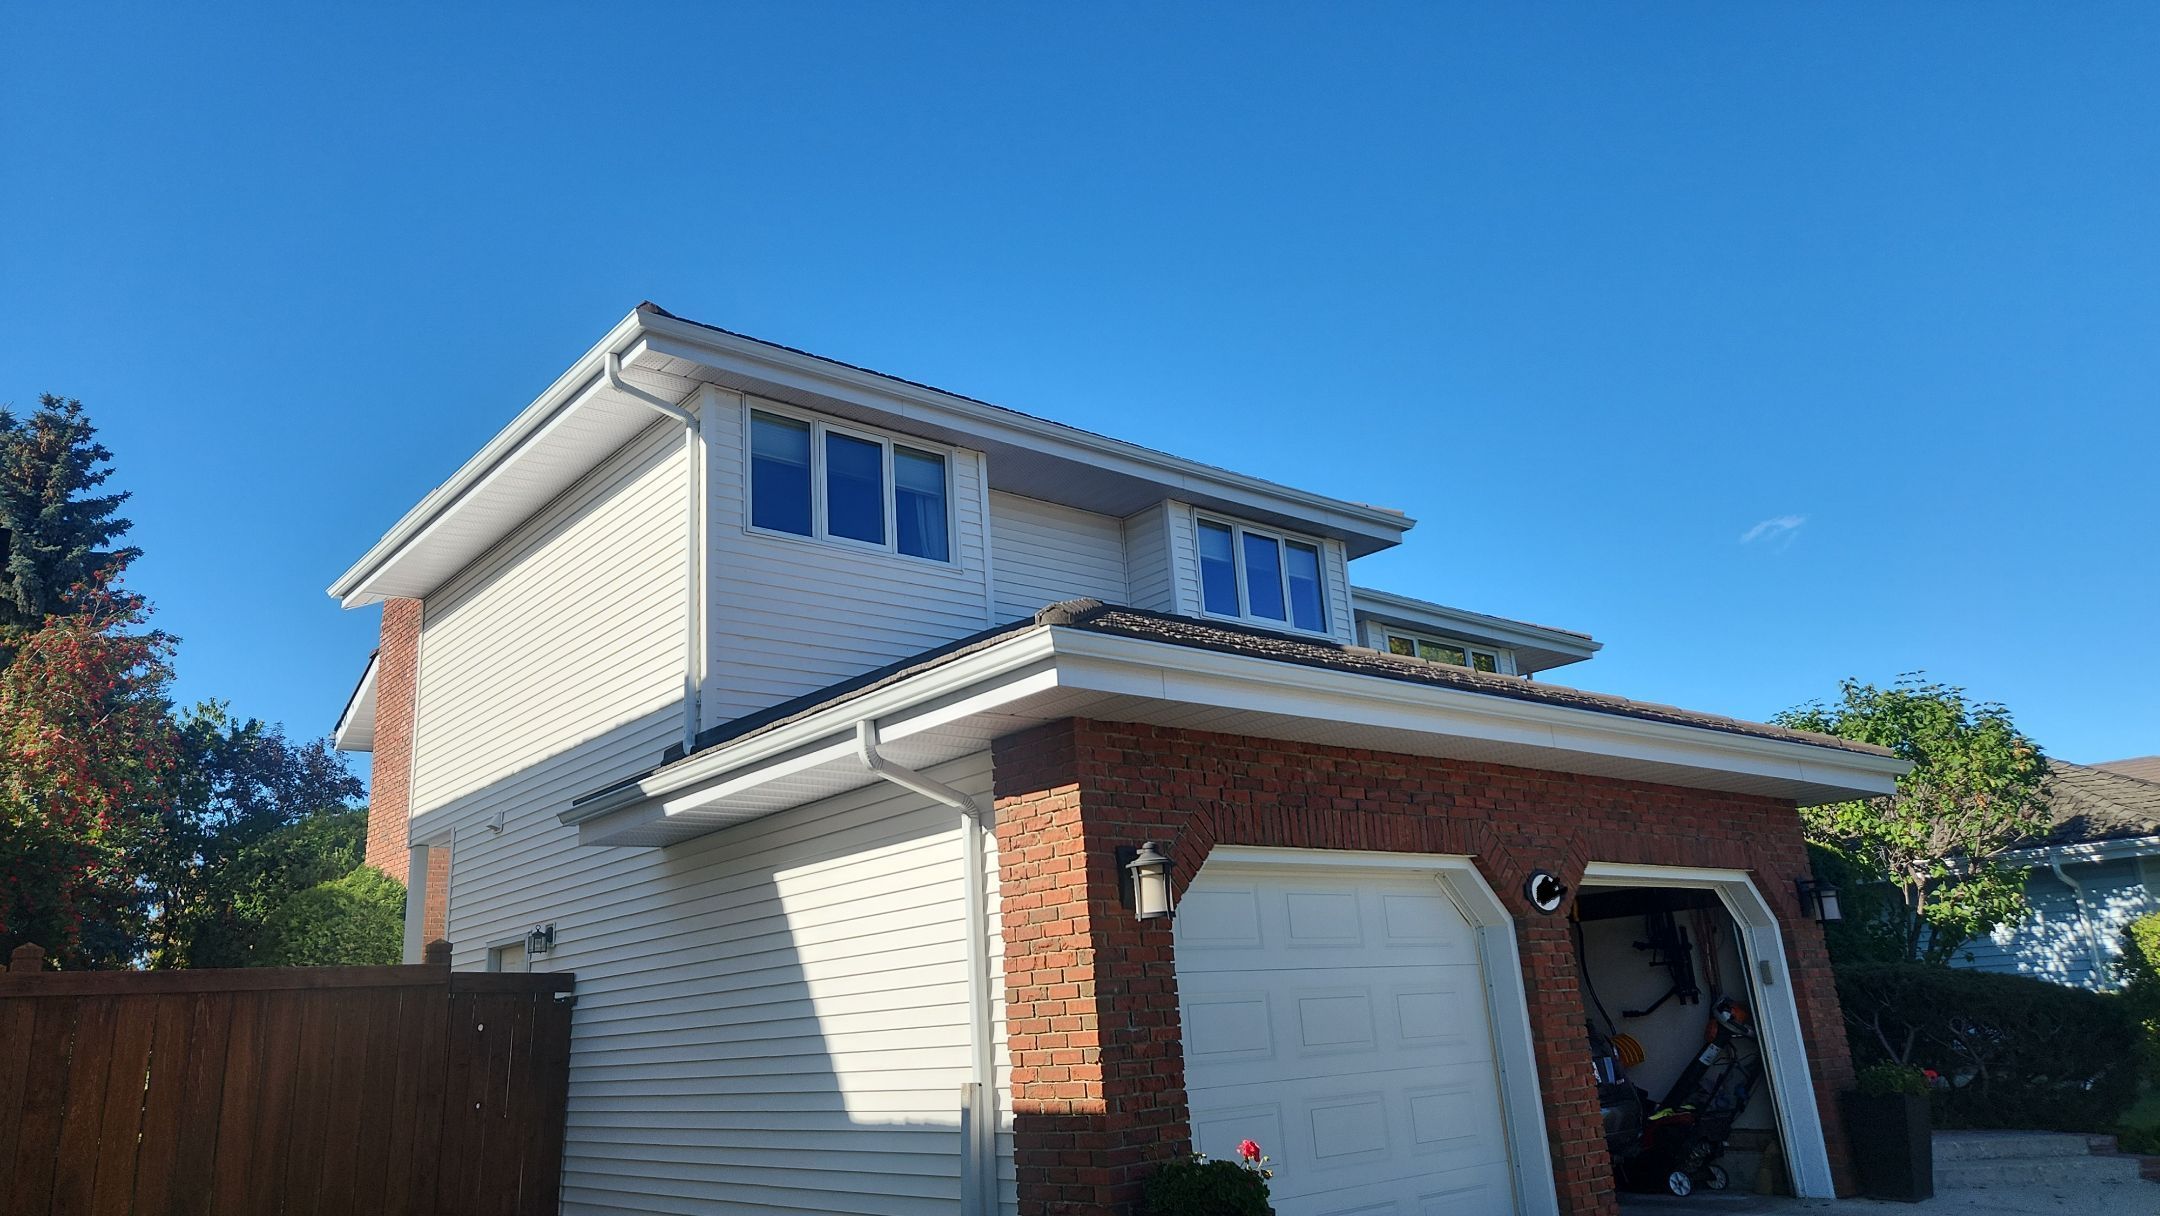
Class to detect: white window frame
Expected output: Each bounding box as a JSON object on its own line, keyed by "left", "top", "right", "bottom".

{"left": 1193, "top": 513, "right": 1332, "bottom": 636}
{"left": 743, "top": 402, "right": 959, "bottom": 566}
{"left": 1379, "top": 627, "right": 1516, "bottom": 676}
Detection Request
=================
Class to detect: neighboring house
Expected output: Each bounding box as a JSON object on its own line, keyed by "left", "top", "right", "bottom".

{"left": 1954, "top": 758, "right": 2160, "bottom": 990}
{"left": 329, "top": 303, "right": 1906, "bottom": 1216}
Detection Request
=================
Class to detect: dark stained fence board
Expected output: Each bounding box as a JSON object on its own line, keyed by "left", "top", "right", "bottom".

{"left": 125, "top": 996, "right": 195, "bottom": 1214}
{"left": 87, "top": 995, "right": 156, "bottom": 1216}
{"left": 0, "top": 956, "right": 575, "bottom": 1216}
{"left": 0, "top": 997, "right": 36, "bottom": 1197}
{"left": 51, "top": 996, "right": 119, "bottom": 1216}
{"left": 8, "top": 999, "right": 79, "bottom": 1216}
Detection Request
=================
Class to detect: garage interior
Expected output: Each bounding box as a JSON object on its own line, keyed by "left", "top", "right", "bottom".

{"left": 1573, "top": 887, "right": 1791, "bottom": 1202}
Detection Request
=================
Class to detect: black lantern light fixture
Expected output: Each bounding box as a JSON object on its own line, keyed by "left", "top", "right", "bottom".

{"left": 525, "top": 923, "right": 557, "bottom": 957}
{"left": 1121, "top": 841, "right": 1175, "bottom": 921}
{"left": 1795, "top": 878, "right": 1843, "bottom": 924}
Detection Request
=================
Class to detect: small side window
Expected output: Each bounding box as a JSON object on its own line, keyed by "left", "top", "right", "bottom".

{"left": 894, "top": 447, "right": 949, "bottom": 561}
{"left": 749, "top": 412, "right": 812, "bottom": 536}
{"left": 1198, "top": 521, "right": 1240, "bottom": 616}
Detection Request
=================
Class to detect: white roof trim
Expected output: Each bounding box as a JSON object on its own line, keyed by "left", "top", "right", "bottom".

{"left": 331, "top": 307, "right": 1417, "bottom": 606}
{"left": 1352, "top": 586, "right": 1601, "bottom": 671}
{"left": 1993, "top": 834, "right": 2160, "bottom": 868}
{"left": 332, "top": 652, "right": 379, "bottom": 753}
{"left": 551, "top": 626, "right": 1908, "bottom": 848}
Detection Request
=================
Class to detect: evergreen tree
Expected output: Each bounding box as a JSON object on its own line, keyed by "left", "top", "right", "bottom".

{"left": 0, "top": 396, "right": 141, "bottom": 637}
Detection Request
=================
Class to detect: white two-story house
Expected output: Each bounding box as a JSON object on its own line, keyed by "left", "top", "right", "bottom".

{"left": 330, "top": 304, "right": 1904, "bottom": 1216}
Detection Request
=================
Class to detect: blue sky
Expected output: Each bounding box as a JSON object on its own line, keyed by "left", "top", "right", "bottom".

{"left": 3, "top": 4, "right": 2155, "bottom": 775}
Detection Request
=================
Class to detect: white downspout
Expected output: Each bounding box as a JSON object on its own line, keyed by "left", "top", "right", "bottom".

{"left": 855, "top": 720, "right": 997, "bottom": 1216}
{"left": 603, "top": 353, "right": 704, "bottom": 756}
{"left": 2051, "top": 862, "right": 2109, "bottom": 986}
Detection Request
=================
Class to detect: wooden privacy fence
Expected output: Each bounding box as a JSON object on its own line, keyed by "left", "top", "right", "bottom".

{"left": 0, "top": 942, "right": 574, "bottom": 1216}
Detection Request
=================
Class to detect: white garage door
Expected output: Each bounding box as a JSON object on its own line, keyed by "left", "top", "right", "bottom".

{"left": 1177, "top": 864, "right": 1518, "bottom": 1216}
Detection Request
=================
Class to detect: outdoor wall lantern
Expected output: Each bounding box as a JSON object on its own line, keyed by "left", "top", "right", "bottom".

{"left": 1796, "top": 878, "right": 1843, "bottom": 924}
{"left": 1120, "top": 841, "right": 1176, "bottom": 922}
{"left": 525, "top": 923, "right": 557, "bottom": 957}
{"left": 1523, "top": 870, "right": 1568, "bottom": 915}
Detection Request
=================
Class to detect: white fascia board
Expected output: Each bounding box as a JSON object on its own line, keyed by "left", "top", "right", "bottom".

{"left": 563, "top": 625, "right": 1906, "bottom": 838}
{"left": 331, "top": 652, "right": 379, "bottom": 753}
{"left": 1044, "top": 630, "right": 1907, "bottom": 798}
{"left": 1991, "top": 835, "right": 2160, "bottom": 869}
{"left": 326, "top": 308, "right": 648, "bottom": 605}
{"left": 633, "top": 317, "right": 1414, "bottom": 553}
{"left": 559, "top": 633, "right": 1064, "bottom": 827}
{"left": 1351, "top": 586, "right": 1601, "bottom": 658}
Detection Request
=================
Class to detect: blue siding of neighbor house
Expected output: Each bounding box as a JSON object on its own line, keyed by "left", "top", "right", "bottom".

{"left": 1953, "top": 858, "right": 2158, "bottom": 990}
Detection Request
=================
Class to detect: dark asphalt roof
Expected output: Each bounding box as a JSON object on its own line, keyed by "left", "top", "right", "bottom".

{"left": 2096, "top": 756, "right": 2160, "bottom": 785}
{"left": 579, "top": 600, "right": 1889, "bottom": 808}
{"left": 2029, "top": 762, "right": 2160, "bottom": 848}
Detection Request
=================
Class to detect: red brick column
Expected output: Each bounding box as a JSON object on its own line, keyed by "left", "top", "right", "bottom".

{"left": 359, "top": 598, "right": 448, "bottom": 937}
{"left": 992, "top": 722, "right": 1190, "bottom": 1214}
{"left": 990, "top": 718, "right": 1859, "bottom": 1216}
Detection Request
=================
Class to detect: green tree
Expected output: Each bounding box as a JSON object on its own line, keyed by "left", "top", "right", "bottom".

{"left": 144, "top": 705, "right": 368, "bottom": 968}
{"left": 1777, "top": 676, "right": 2050, "bottom": 964}
{"left": 259, "top": 864, "right": 405, "bottom": 967}
{"left": 0, "top": 397, "right": 141, "bottom": 641}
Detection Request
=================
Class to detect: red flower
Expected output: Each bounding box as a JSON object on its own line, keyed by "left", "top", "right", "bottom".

{"left": 1238, "top": 1139, "right": 1262, "bottom": 1162}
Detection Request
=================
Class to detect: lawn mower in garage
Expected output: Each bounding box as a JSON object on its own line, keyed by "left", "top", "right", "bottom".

{"left": 1623, "top": 997, "right": 1766, "bottom": 1197}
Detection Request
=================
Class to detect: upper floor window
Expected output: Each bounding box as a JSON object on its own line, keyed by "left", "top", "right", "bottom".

{"left": 1197, "top": 516, "right": 1328, "bottom": 633}
{"left": 1383, "top": 629, "right": 1510, "bottom": 674}
{"left": 749, "top": 409, "right": 951, "bottom": 561}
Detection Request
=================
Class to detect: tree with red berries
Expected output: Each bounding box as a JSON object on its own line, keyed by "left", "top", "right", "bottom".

{"left": 0, "top": 398, "right": 176, "bottom": 966}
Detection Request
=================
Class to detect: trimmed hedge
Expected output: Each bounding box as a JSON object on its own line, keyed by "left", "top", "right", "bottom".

{"left": 1837, "top": 963, "right": 2141, "bottom": 1131}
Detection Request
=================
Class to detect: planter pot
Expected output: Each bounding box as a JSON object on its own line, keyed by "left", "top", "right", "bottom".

{"left": 1843, "top": 1091, "right": 1933, "bottom": 1202}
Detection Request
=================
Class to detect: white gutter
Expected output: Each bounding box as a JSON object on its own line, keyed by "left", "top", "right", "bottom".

{"left": 560, "top": 625, "right": 1907, "bottom": 841}
{"left": 854, "top": 721, "right": 997, "bottom": 1216}
{"left": 603, "top": 353, "right": 705, "bottom": 756}
{"left": 2050, "top": 862, "right": 2110, "bottom": 983}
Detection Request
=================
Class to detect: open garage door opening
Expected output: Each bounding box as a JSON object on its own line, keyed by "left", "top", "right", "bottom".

{"left": 1574, "top": 883, "right": 1797, "bottom": 1203}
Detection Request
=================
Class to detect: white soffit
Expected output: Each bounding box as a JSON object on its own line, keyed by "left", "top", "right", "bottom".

{"left": 561, "top": 628, "right": 1908, "bottom": 849}
{"left": 332, "top": 652, "right": 379, "bottom": 753}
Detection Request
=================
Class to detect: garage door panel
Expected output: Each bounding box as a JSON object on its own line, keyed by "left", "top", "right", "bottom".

{"left": 1179, "top": 969, "right": 1494, "bottom": 1076}
{"left": 1179, "top": 865, "right": 1514, "bottom": 1216}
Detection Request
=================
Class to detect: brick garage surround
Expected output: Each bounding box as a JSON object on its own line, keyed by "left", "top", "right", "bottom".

{"left": 990, "top": 718, "right": 1857, "bottom": 1216}
{"left": 360, "top": 597, "right": 448, "bottom": 938}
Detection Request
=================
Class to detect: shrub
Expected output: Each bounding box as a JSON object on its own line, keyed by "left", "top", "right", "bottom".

{"left": 259, "top": 865, "right": 405, "bottom": 966}
{"left": 1837, "top": 963, "right": 2141, "bottom": 1131}
{"left": 2117, "top": 911, "right": 2160, "bottom": 1073}
{"left": 1855, "top": 1063, "right": 1928, "bottom": 1097}
{"left": 1141, "top": 1154, "right": 1270, "bottom": 1216}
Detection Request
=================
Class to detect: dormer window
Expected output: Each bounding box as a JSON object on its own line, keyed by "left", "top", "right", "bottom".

{"left": 749, "top": 409, "right": 951, "bottom": 562}
{"left": 1197, "top": 516, "right": 1328, "bottom": 633}
{"left": 1383, "top": 629, "right": 1512, "bottom": 675}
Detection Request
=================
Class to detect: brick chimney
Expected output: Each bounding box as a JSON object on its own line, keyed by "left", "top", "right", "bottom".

{"left": 363, "top": 598, "right": 448, "bottom": 943}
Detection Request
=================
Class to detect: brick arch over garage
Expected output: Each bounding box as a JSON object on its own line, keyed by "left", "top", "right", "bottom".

{"left": 990, "top": 718, "right": 1855, "bottom": 1216}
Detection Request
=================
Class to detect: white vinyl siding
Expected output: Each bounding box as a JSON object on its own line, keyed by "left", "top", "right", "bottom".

{"left": 706, "top": 393, "right": 993, "bottom": 729}
{"left": 1122, "top": 504, "right": 1176, "bottom": 613}
{"left": 988, "top": 492, "right": 1127, "bottom": 621}
{"left": 408, "top": 420, "right": 690, "bottom": 827}
{"left": 449, "top": 752, "right": 1013, "bottom": 1216}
